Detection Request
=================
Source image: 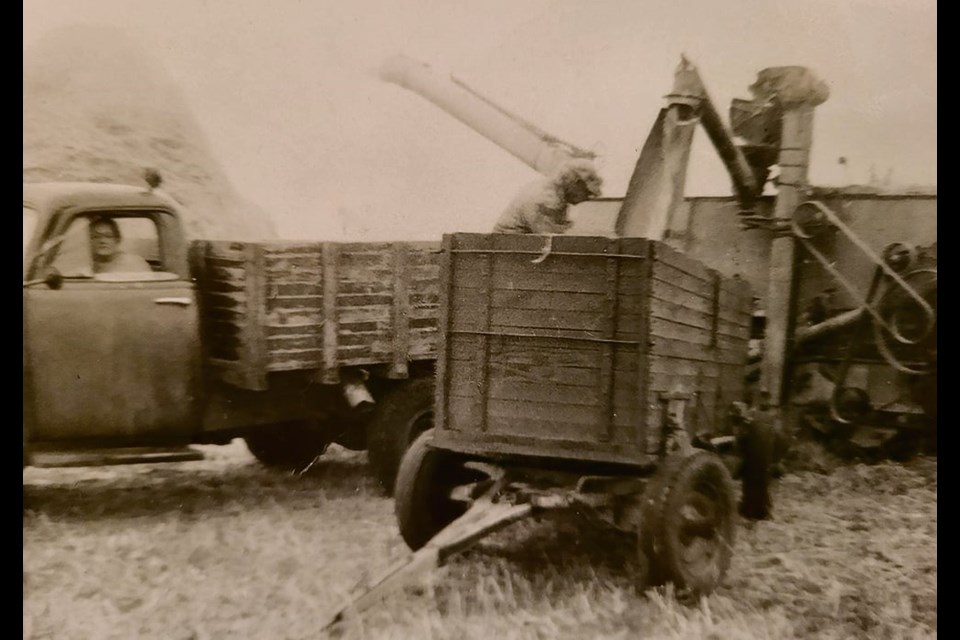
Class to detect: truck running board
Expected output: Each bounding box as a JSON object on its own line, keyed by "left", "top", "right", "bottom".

{"left": 29, "top": 446, "right": 206, "bottom": 468}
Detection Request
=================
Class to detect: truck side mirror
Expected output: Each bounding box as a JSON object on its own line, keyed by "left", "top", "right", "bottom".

{"left": 44, "top": 268, "right": 64, "bottom": 290}
{"left": 23, "top": 267, "right": 63, "bottom": 290}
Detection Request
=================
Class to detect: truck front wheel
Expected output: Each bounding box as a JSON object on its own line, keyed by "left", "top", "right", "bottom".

{"left": 244, "top": 420, "right": 330, "bottom": 473}
{"left": 366, "top": 377, "right": 434, "bottom": 494}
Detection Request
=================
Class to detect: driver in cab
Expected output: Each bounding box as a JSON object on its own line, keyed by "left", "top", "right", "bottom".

{"left": 88, "top": 216, "right": 152, "bottom": 274}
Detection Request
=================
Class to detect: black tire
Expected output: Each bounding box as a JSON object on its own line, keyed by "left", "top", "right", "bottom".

{"left": 366, "top": 377, "right": 435, "bottom": 493}
{"left": 394, "top": 429, "right": 476, "bottom": 551}
{"left": 328, "top": 417, "right": 368, "bottom": 451}
{"left": 244, "top": 420, "right": 330, "bottom": 473}
{"left": 648, "top": 450, "right": 737, "bottom": 597}
{"left": 739, "top": 413, "right": 775, "bottom": 520}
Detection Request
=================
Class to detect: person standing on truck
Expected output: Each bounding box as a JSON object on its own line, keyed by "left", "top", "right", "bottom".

{"left": 88, "top": 216, "right": 152, "bottom": 274}
{"left": 493, "top": 160, "right": 603, "bottom": 234}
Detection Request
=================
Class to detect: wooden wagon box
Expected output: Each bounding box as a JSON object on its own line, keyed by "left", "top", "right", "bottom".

{"left": 433, "top": 233, "right": 752, "bottom": 466}
{"left": 192, "top": 240, "right": 442, "bottom": 390}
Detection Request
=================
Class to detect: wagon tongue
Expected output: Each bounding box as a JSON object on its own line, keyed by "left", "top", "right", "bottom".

{"left": 323, "top": 493, "right": 533, "bottom": 633}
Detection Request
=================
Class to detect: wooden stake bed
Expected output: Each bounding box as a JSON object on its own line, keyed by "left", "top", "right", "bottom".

{"left": 433, "top": 233, "right": 752, "bottom": 466}
{"left": 191, "top": 240, "right": 442, "bottom": 390}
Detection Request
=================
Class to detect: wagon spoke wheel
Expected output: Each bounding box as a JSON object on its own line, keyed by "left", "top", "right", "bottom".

{"left": 648, "top": 450, "right": 737, "bottom": 597}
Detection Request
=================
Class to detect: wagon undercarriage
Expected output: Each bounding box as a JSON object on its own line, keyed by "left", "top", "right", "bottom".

{"left": 325, "top": 435, "right": 738, "bottom": 631}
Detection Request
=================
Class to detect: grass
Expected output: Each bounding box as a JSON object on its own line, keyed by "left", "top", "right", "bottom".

{"left": 23, "top": 442, "right": 936, "bottom": 640}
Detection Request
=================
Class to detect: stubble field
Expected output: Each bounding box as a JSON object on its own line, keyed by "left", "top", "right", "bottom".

{"left": 23, "top": 441, "right": 936, "bottom": 640}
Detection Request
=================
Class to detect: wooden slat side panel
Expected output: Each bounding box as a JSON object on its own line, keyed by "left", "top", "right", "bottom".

{"left": 653, "top": 241, "right": 715, "bottom": 283}
{"left": 650, "top": 279, "right": 750, "bottom": 325}
{"left": 335, "top": 243, "right": 398, "bottom": 366}
{"left": 436, "top": 236, "right": 455, "bottom": 433}
{"left": 202, "top": 240, "right": 443, "bottom": 379}
{"left": 198, "top": 241, "right": 248, "bottom": 364}
{"left": 237, "top": 243, "right": 268, "bottom": 390}
{"left": 203, "top": 240, "right": 247, "bottom": 262}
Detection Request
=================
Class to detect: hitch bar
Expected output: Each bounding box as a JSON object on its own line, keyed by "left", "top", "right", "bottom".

{"left": 324, "top": 490, "right": 532, "bottom": 633}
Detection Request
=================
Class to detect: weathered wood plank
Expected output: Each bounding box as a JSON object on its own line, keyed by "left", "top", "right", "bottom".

{"left": 650, "top": 317, "right": 746, "bottom": 351}
{"left": 204, "top": 256, "right": 246, "bottom": 270}
{"left": 262, "top": 241, "right": 323, "bottom": 254}
{"left": 482, "top": 399, "right": 635, "bottom": 431}
{"left": 337, "top": 293, "right": 395, "bottom": 307}
{"left": 264, "top": 308, "right": 322, "bottom": 326}
{"left": 487, "top": 307, "right": 608, "bottom": 333}
{"left": 450, "top": 298, "right": 643, "bottom": 337}
{"left": 449, "top": 375, "right": 641, "bottom": 408}
{"left": 266, "top": 322, "right": 324, "bottom": 335}
{"left": 338, "top": 305, "right": 393, "bottom": 324}
{"left": 271, "top": 283, "right": 322, "bottom": 297}
{"left": 650, "top": 336, "right": 748, "bottom": 364}
{"left": 201, "top": 278, "right": 246, "bottom": 294}
{"left": 238, "top": 243, "right": 268, "bottom": 390}
{"left": 650, "top": 279, "right": 750, "bottom": 322}
{"left": 338, "top": 281, "right": 393, "bottom": 296}
{"left": 207, "top": 265, "right": 247, "bottom": 282}
{"left": 267, "top": 357, "right": 322, "bottom": 371}
{"left": 266, "top": 334, "right": 323, "bottom": 351}
{"left": 485, "top": 289, "right": 606, "bottom": 312}
{"left": 203, "top": 242, "right": 245, "bottom": 261}
{"left": 651, "top": 262, "right": 716, "bottom": 298}
{"left": 649, "top": 357, "right": 722, "bottom": 377}
{"left": 649, "top": 310, "right": 749, "bottom": 340}
{"left": 598, "top": 250, "right": 621, "bottom": 441}
{"left": 266, "top": 294, "right": 323, "bottom": 307}
{"left": 452, "top": 233, "right": 642, "bottom": 256}
{"left": 449, "top": 332, "right": 637, "bottom": 359}
{"left": 647, "top": 371, "right": 721, "bottom": 392}
{"left": 389, "top": 243, "right": 412, "bottom": 378}
{"left": 203, "top": 291, "right": 246, "bottom": 307}
{"left": 654, "top": 243, "right": 714, "bottom": 282}
{"left": 265, "top": 254, "right": 324, "bottom": 269}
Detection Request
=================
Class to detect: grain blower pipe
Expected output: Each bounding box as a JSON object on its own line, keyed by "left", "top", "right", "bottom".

{"left": 379, "top": 55, "right": 597, "bottom": 177}
{"left": 671, "top": 58, "right": 762, "bottom": 209}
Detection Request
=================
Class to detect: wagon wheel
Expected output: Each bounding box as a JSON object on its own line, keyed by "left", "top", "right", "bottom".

{"left": 394, "top": 428, "right": 486, "bottom": 551}
{"left": 645, "top": 450, "right": 737, "bottom": 597}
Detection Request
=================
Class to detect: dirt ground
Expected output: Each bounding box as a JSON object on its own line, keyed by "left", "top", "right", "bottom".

{"left": 23, "top": 442, "right": 936, "bottom": 640}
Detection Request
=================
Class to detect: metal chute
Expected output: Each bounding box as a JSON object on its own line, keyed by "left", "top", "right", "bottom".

{"left": 615, "top": 56, "right": 765, "bottom": 240}
{"left": 379, "top": 54, "right": 597, "bottom": 177}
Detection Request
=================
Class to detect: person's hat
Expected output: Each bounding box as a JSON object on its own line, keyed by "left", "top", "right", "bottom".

{"left": 553, "top": 159, "right": 603, "bottom": 197}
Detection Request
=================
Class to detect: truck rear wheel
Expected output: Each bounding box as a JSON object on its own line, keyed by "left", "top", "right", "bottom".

{"left": 395, "top": 429, "right": 475, "bottom": 551}
{"left": 366, "top": 377, "right": 434, "bottom": 493}
{"left": 244, "top": 420, "right": 330, "bottom": 473}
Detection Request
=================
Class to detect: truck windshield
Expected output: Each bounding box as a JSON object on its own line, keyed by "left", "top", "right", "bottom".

{"left": 23, "top": 206, "right": 38, "bottom": 261}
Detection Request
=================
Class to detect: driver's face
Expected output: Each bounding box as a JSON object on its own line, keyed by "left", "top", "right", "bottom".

{"left": 90, "top": 222, "right": 119, "bottom": 260}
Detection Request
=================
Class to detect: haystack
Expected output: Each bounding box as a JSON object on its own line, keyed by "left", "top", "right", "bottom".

{"left": 23, "top": 25, "right": 276, "bottom": 240}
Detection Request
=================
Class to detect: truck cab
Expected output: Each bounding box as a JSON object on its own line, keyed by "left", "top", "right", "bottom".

{"left": 23, "top": 182, "right": 203, "bottom": 461}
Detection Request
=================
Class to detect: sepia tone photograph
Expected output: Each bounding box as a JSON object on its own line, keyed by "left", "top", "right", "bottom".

{"left": 23, "top": 1, "right": 936, "bottom": 638}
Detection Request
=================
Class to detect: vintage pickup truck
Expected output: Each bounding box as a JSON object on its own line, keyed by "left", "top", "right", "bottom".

{"left": 22, "top": 180, "right": 440, "bottom": 490}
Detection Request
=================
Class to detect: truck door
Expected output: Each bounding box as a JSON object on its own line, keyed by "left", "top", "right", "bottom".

{"left": 23, "top": 210, "right": 203, "bottom": 443}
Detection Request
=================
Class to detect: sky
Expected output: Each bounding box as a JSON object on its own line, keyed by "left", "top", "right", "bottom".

{"left": 23, "top": 0, "right": 937, "bottom": 241}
